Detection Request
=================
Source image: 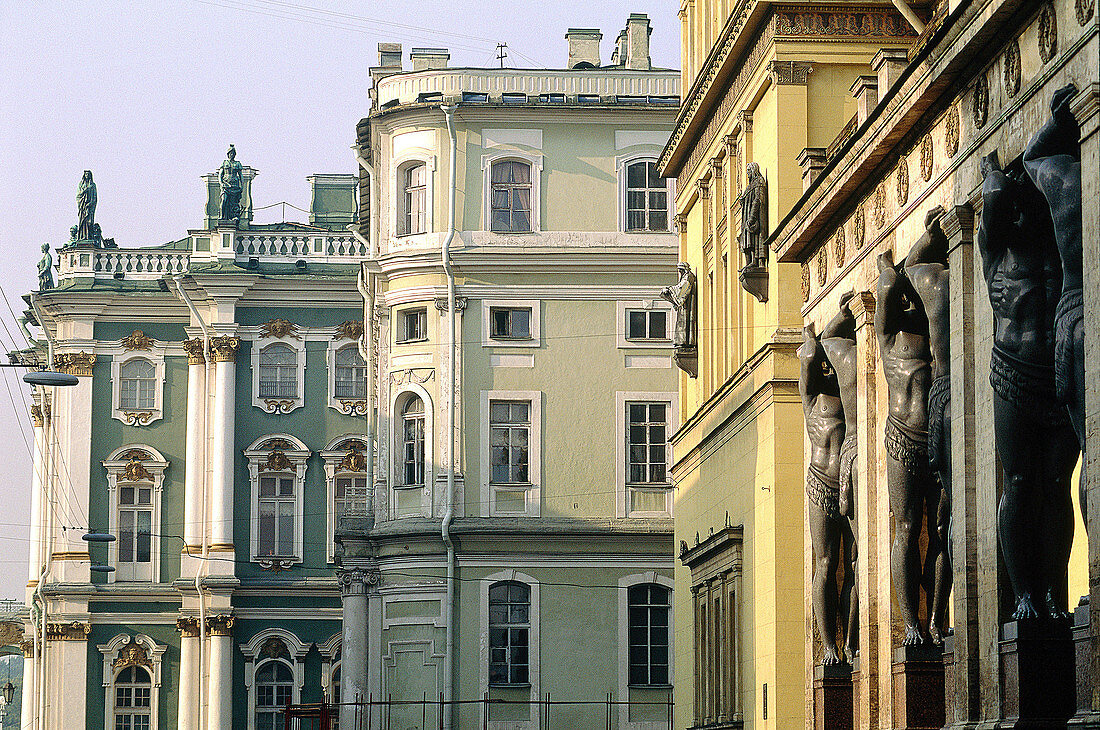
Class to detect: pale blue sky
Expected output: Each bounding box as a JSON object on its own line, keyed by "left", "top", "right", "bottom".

{"left": 0, "top": 1, "right": 680, "bottom": 598}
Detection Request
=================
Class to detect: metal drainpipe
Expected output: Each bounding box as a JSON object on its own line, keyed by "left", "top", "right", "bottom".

{"left": 355, "top": 266, "right": 376, "bottom": 516}
{"left": 353, "top": 147, "right": 381, "bottom": 259}
{"left": 891, "top": 0, "right": 926, "bottom": 34}
{"left": 440, "top": 103, "right": 459, "bottom": 730}
{"left": 171, "top": 276, "right": 211, "bottom": 730}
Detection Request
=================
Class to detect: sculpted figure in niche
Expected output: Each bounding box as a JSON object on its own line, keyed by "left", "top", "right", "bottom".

{"left": 819, "top": 293, "right": 859, "bottom": 661}
{"left": 978, "top": 151, "right": 1078, "bottom": 620}
{"left": 904, "top": 207, "right": 952, "bottom": 642}
{"left": 661, "top": 262, "right": 697, "bottom": 349}
{"left": 799, "top": 321, "right": 856, "bottom": 664}
{"left": 876, "top": 250, "right": 944, "bottom": 645}
{"left": 1023, "top": 84, "right": 1086, "bottom": 524}
{"left": 37, "top": 243, "right": 54, "bottom": 291}
{"left": 740, "top": 162, "right": 768, "bottom": 270}
{"left": 219, "top": 144, "right": 244, "bottom": 221}
{"left": 76, "top": 170, "right": 97, "bottom": 243}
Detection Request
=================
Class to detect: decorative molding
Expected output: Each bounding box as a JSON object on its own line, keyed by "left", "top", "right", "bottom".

{"left": 853, "top": 206, "right": 866, "bottom": 249}
{"left": 21, "top": 639, "right": 35, "bottom": 658}
{"left": 944, "top": 104, "right": 960, "bottom": 158}
{"left": 259, "top": 318, "right": 300, "bottom": 340}
{"left": 1003, "top": 39, "right": 1021, "bottom": 98}
{"left": 261, "top": 451, "right": 294, "bottom": 472}
{"left": 920, "top": 134, "right": 934, "bottom": 182}
{"left": 209, "top": 335, "right": 240, "bottom": 363}
{"left": 176, "top": 617, "right": 201, "bottom": 638}
{"left": 801, "top": 263, "right": 810, "bottom": 303}
{"left": 389, "top": 368, "right": 435, "bottom": 386}
{"left": 206, "top": 614, "right": 235, "bottom": 637}
{"left": 258, "top": 558, "right": 295, "bottom": 573}
{"left": 815, "top": 246, "right": 828, "bottom": 286}
{"left": 336, "top": 400, "right": 368, "bottom": 416}
{"left": 896, "top": 156, "right": 909, "bottom": 205}
{"left": 182, "top": 338, "right": 206, "bottom": 365}
{"left": 1037, "top": 3, "right": 1057, "bottom": 61}
{"left": 338, "top": 444, "right": 369, "bottom": 473}
{"left": 333, "top": 320, "right": 364, "bottom": 341}
{"left": 112, "top": 639, "right": 152, "bottom": 669}
{"left": 773, "top": 7, "right": 920, "bottom": 39}
{"left": 123, "top": 456, "right": 155, "bottom": 482}
{"left": 262, "top": 399, "right": 298, "bottom": 415}
{"left": 54, "top": 351, "right": 96, "bottom": 376}
{"left": 121, "top": 330, "right": 154, "bottom": 350}
{"left": 833, "top": 225, "right": 846, "bottom": 267}
{"left": 769, "top": 59, "right": 813, "bottom": 85}
{"left": 111, "top": 348, "right": 166, "bottom": 427}
{"left": 121, "top": 411, "right": 155, "bottom": 427}
{"left": 46, "top": 621, "right": 91, "bottom": 641}
{"left": 973, "top": 74, "right": 989, "bottom": 128}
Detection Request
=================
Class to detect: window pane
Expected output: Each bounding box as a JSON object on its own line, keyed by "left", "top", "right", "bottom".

{"left": 136, "top": 511, "right": 151, "bottom": 563}
{"left": 511, "top": 210, "right": 530, "bottom": 232}
{"left": 649, "top": 210, "right": 668, "bottom": 231}
{"left": 511, "top": 309, "right": 530, "bottom": 338}
{"left": 512, "top": 187, "right": 530, "bottom": 213}
{"left": 258, "top": 501, "right": 275, "bottom": 555}
{"left": 278, "top": 502, "right": 294, "bottom": 556}
{"left": 119, "top": 511, "right": 134, "bottom": 563}
{"left": 627, "top": 162, "right": 646, "bottom": 188}
{"left": 509, "top": 162, "right": 530, "bottom": 184}
{"left": 647, "top": 161, "right": 663, "bottom": 188}
{"left": 626, "top": 190, "right": 646, "bottom": 210}
{"left": 627, "top": 311, "right": 647, "bottom": 339}
{"left": 649, "top": 311, "right": 667, "bottom": 339}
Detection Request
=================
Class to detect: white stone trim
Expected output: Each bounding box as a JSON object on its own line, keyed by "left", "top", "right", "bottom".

{"left": 480, "top": 151, "right": 544, "bottom": 233}
{"left": 102, "top": 445, "right": 168, "bottom": 583}
{"left": 616, "top": 573, "right": 675, "bottom": 729}
{"left": 98, "top": 633, "right": 166, "bottom": 730}
{"left": 483, "top": 128, "right": 543, "bottom": 150}
{"left": 389, "top": 383, "right": 435, "bottom": 519}
{"left": 614, "top": 393, "right": 676, "bottom": 519}
{"left": 480, "top": 299, "right": 542, "bottom": 348}
{"left": 244, "top": 434, "right": 310, "bottom": 565}
{"left": 615, "top": 152, "right": 675, "bottom": 234}
{"left": 480, "top": 390, "right": 542, "bottom": 518}
{"left": 241, "top": 628, "right": 311, "bottom": 730}
{"left": 480, "top": 570, "right": 541, "bottom": 730}
{"left": 322, "top": 434, "right": 372, "bottom": 563}
{"left": 110, "top": 350, "right": 166, "bottom": 426}
{"left": 616, "top": 299, "right": 675, "bottom": 350}
{"left": 250, "top": 336, "right": 307, "bottom": 414}
{"left": 327, "top": 338, "right": 368, "bottom": 416}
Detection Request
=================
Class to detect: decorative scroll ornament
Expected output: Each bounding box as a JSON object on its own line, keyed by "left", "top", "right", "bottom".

{"left": 1038, "top": 4, "right": 1057, "bottom": 61}
{"left": 337, "top": 566, "right": 381, "bottom": 596}
{"left": 920, "top": 135, "right": 934, "bottom": 182}
{"left": 260, "top": 318, "right": 300, "bottom": 340}
{"left": 853, "top": 206, "right": 866, "bottom": 249}
{"left": 182, "top": 338, "right": 206, "bottom": 365}
{"left": 46, "top": 621, "right": 91, "bottom": 641}
{"left": 1003, "top": 40, "right": 1021, "bottom": 98}
{"left": 333, "top": 320, "right": 364, "bottom": 341}
{"left": 208, "top": 335, "right": 240, "bottom": 363}
{"left": 897, "top": 157, "right": 910, "bottom": 205}
{"left": 815, "top": 246, "right": 828, "bottom": 287}
{"left": 123, "top": 457, "right": 155, "bottom": 482}
{"left": 434, "top": 296, "right": 469, "bottom": 313}
{"left": 54, "top": 352, "right": 96, "bottom": 376}
{"left": 263, "top": 399, "right": 297, "bottom": 414}
{"left": 1077, "top": 0, "right": 1094, "bottom": 26}
{"left": 338, "top": 400, "right": 368, "bottom": 416}
{"left": 121, "top": 330, "right": 154, "bottom": 351}
{"left": 339, "top": 445, "right": 369, "bottom": 473}
{"left": 873, "top": 184, "right": 888, "bottom": 229}
{"left": 112, "top": 640, "right": 151, "bottom": 669}
{"left": 801, "top": 263, "right": 811, "bottom": 303}
{"left": 117, "top": 448, "right": 150, "bottom": 461}
{"left": 262, "top": 451, "right": 293, "bottom": 472}
{"left": 176, "top": 617, "right": 201, "bottom": 638}
{"left": 973, "top": 74, "right": 989, "bottom": 128}
{"left": 122, "top": 412, "right": 155, "bottom": 427}
{"left": 945, "top": 104, "right": 960, "bottom": 158}
{"left": 834, "top": 226, "right": 847, "bottom": 268}
{"left": 259, "top": 558, "right": 294, "bottom": 574}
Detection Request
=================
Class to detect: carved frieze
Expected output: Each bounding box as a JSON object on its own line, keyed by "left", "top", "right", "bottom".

{"left": 773, "top": 8, "right": 920, "bottom": 38}
{"left": 801, "top": 264, "right": 811, "bottom": 303}
{"left": 945, "top": 104, "right": 960, "bottom": 158}
{"left": 209, "top": 335, "right": 240, "bottom": 363}
{"left": 182, "top": 338, "right": 205, "bottom": 365}
{"left": 121, "top": 330, "right": 154, "bottom": 351}
{"left": 920, "top": 135, "right": 934, "bottom": 182}
{"left": 973, "top": 74, "right": 989, "bottom": 128}
{"left": 1038, "top": 3, "right": 1057, "bottom": 62}
{"left": 853, "top": 206, "right": 866, "bottom": 249}
{"left": 259, "top": 318, "right": 300, "bottom": 340}
{"left": 46, "top": 621, "right": 90, "bottom": 641}
{"left": 54, "top": 351, "right": 96, "bottom": 376}
{"left": 389, "top": 369, "right": 435, "bottom": 386}
{"left": 834, "top": 225, "right": 846, "bottom": 268}
{"left": 897, "top": 157, "right": 910, "bottom": 205}
{"left": 1003, "top": 39, "right": 1021, "bottom": 98}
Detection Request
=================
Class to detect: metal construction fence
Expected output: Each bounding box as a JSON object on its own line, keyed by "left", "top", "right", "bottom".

{"left": 284, "top": 692, "right": 675, "bottom": 730}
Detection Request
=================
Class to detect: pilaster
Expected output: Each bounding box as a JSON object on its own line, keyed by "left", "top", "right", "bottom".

{"left": 206, "top": 614, "right": 234, "bottom": 730}
{"left": 182, "top": 338, "right": 207, "bottom": 577}
{"left": 45, "top": 621, "right": 90, "bottom": 730}
{"left": 50, "top": 351, "right": 95, "bottom": 584}
{"left": 177, "top": 617, "right": 200, "bottom": 730}
{"left": 208, "top": 335, "right": 239, "bottom": 561}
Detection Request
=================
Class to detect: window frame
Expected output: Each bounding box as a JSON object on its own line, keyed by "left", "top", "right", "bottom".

{"left": 390, "top": 385, "right": 435, "bottom": 519}
{"left": 327, "top": 328, "right": 368, "bottom": 416}
{"left": 322, "top": 436, "right": 372, "bottom": 563}
{"left": 487, "top": 581, "right": 532, "bottom": 686}
{"left": 102, "top": 446, "right": 168, "bottom": 584}
{"left": 111, "top": 350, "right": 166, "bottom": 426}
{"left": 615, "top": 154, "right": 676, "bottom": 234}
{"left": 241, "top": 629, "right": 309, "bottom": 730}
{"left": 616, "top": 300, "right": 675, "bottom": 350}
{"left": 481, "top": 151, "right": 543, "bottom": 234}
{"left": 252, "top": 336, "right": 306, "bottom": 414}
{"left": 97, "top": 633, "right": 165, "bottom": 730}
{"left": 480, "top": 570, "right": 541, "bottom": 727}
{"left": 614, "top": 393, "right": 676, "bottom": 518}
{"left": 396, "top": 307, "right": 429, "bottom": 344}
{"left": 391, "top": 152, "right": 435, "bottom": 245}
{"left": 480, "top": 390, "right": 541, "bottom": 517}
{"left": 397, "top": 160, "right": 428, "bottom": 237}
{"left": 617, "top": 574, "right": 675, "bottom": 730}
{"left": 480, "top": 299, "right": 541, "bottom": 348}
{"left": 244, "top": 435, "right": 310, "bottom": 566}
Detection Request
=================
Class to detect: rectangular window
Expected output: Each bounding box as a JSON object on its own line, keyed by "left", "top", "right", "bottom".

{"left": 627, "top": 402, "right": 668, "bottom": 484}
{"left": 626, "top": 310, "right": 668, "bottom": 341}
{"left": 628, "top": 584, "right": 671, "bottom": 686}
{"left": 489, "top": 307, "right": 531, "bottom": 340}
{"left": 490, "top": 401, "right": 530, "bottom": 484}
{"left": 489, "top": 582, "right": 531, "bottom": 685}
{"left": 397, "top": 309, "right": 427, "bottom": 343}
{"left": 490, "top": 160, "right": 532, "bottom": 232}
{"left": 117, "top": 485, "right": 153, "bottom": 568}
{"left": 403, "top": 163, "right": 427, "bottom": 236}
{"left": 258, "top": 475, "right": 295, "bottom": 557}
{"left": 335, "top": 476, "right": 369, "bottom": 520}
{"left": 625, "top": 160, "right": 669, "bottom": 232}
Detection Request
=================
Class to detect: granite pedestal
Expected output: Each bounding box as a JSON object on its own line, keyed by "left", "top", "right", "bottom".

{"left": 890, "top": 643, "right": 945, "bottom": 729}
{"left": 999, "top": 616, "right": 1075, "bottom": 728}
{"left": 814, "top": 662, "right": 854, "bottom": 730}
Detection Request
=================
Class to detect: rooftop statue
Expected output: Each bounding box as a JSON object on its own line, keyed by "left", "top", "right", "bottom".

{"left": 74, "top": 170, "right": 100, "bottom": 245}
{"left": 37, "top": 243, "right": 54, "bottom": 291}
{"left": 219, "top": 144, "right": 244, "bottom": 222}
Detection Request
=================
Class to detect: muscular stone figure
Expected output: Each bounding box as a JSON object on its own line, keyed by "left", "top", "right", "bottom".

{"left": 820, "top": 294, "right": 859, "bottom": 661}
{"left": 876, "top": 250, "right": 939, "bottom": 645}
{"left": 978, "top": 151, "right": 1078, "bottom": 620}
{"left": 904, "top": 207, "right": 952, "bottom": 643}
{"left": 799, "top": 322, "right": 850, "bottom": 664}
{"left": 1023, "top": 84, "right": 1086, "bottom": 525}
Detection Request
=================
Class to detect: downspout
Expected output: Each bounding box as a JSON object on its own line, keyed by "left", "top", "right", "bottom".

{"left": 354, "top": 265, "right": 376, "bottom": 515}
{"left": 891, "top": 0, "right": 926, "bottom": 34}
{"left": 172, "top": 276, "right": 210, "bottom": 730}
{"left": 440, "top": 103, "right": 458, "bottom": 730}
{"left": 353, "top": 146, "right": 381, "bottom": 259}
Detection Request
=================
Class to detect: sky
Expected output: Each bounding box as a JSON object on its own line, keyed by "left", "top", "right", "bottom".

{"left": 0, "top": 1, "right": 681, "bottom": 599}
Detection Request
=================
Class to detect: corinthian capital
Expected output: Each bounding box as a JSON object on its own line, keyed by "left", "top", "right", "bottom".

{"left": 208, "top": 335, "right": 240, "bottom": 363}
{"left": 182, "top": 338, "right": 206, "bottom": 365}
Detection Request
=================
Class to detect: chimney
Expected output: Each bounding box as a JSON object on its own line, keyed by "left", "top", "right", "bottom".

{"left": 565, "top": 28, "right": 602, "bottom": 69}
{"left": 378, "top": 43, "right": 402, "bottom": 68}
{"left": 410, "top": 48, "right": 450, "bottom": 71}
{"left": 307, "top": 174, "right": 358, "bottom": 229}
{"left": 611, "top": 28, "right": 627, "bottom": 66}
{"left": 625, "top": 13, "right": 652, "bottom": 70}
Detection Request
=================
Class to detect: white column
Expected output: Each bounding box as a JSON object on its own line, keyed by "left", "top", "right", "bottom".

{"left": 50, "top": 352, "right": 94, "bottom": 584}
{"left": 46, "top": 624, "right": 89, "bottom": 730}
{"left": 182, "top": 340, "right": 207, "bottom": 575}
{"left": 206, "top": 615, "right": 234, "bottom": 730}
{"left": 20, "top": 642, "right": 35, "bottom": 730}
{"left": 27, "top": 400, "right": 46, "bottom": 590}
{"left": 338, "top": 566, "right": 376, "bottom": 730}
{"left": 177, "top": 619, "right": 200, "bottom": 730}
{"left": 207, "top": 336, "right": 239, "bottom": 563}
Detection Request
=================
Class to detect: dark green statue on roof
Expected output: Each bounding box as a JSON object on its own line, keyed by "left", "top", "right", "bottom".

{"left": 37, "top": 243, "right": 54, "bottom": 291}
{"left": 70, "top": 170, "right": 104, "bottom": 246}
{"left": 219, "top": 145, "right": 244, "bottom": 221}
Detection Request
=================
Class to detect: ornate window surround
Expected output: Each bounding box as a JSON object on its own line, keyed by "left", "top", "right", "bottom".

{"left": 392, "top": 152, "right": 436, "bottom": 242}
{"left": 244, "top": 434, "right": 310, "bottom": 567}
{"left": 479, "top": 570, "right": 541, "bottom": 730}
{"left": 240, "top": 628, "right": 310, "bottom": 730}
{"left": 390, "top": 383, "right": 434, "bottom": 520}
{"left": 251, "top": 323, "right": 307, "bottom": 414}
{"left": 615, "top": 152, "right": 676, "bottom": 234}
{"left": 614, "top": 392, "right": 677, "bottom": 518}
{"left": 322, "top": 434, "right": 372, "bottom": 563}
{"left": 328, "top": 329, "right": 368, "bottom": 416}
{"left": 97, "top": 633, "right": 166, "bottom": 730}
{"left": 110, "top": 346, "right": 166, "bottom": 426}
{"left": 480, "top": 151, "right": 544, "bottom": 233}
{"left": 616, "top": 573, "right": 675, "bottom": 730}
{"left": 479, "top": 390, "right": 542, "bottom": 518}
{"left": 103, "top": 445, "right": 168, "bottom": 583}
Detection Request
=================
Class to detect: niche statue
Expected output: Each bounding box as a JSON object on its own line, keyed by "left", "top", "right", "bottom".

{"left": 978, "top": 151, "right": 1078, "bottom": 620}
{"left": 219, "top": 144, "right": 244, "bottom": 222}
{"left": 739, "top": 162, "right": 769, "bottom": 302}
{"left": 1022, "top": 84, "right": 1086, "bottom": 524}
{"left": 876, "top": 251, "right": 945, "bottom": 645}
{"left": 800, "top": 320, "right": 857, "bottom": 664}
{"left": 904, "top": 207, "right": 952, "bottom": 642}
{"left": 661, "top": 262, "right": 698, "bottom": 377}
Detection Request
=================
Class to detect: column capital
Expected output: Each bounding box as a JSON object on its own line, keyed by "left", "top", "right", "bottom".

{"left": 434, "top": 296, "right": 468, "bottom": 313}
{"left": 338, "top": 566, "right": 381, "bottom": 596}
{"left": 176, "top": 616, "right": 201, "bottom": 638}
{"left": 769, "top": 60, "right": 812, "bottom": 85}
{"left": 205, "top": 614, "right": 235, "bottom": 636}
{"left": 208, "top": 336, "right": 240, "bottom": 363}
{"left": 940, "top": 203, "right": 974, "bottom": 254}
{"left": 182, "top": 338, "right": 206, "bottom": 365}
{"left": 848, "top": 290, "right": 876, "bottom": 329}
{"left": 696, "top": 178, "right": 711, "bottom": 199}
{"left": 53, "top": 351, "right": 96, "bottom": 376}
{"left": 46, "top": 620, "right": 90, "bottom": 641}
{"left": 21, "top": 638, "right": 36, "bottom": 658}
{"left": 31, "top": 404, "right": 44, "bottom": 428}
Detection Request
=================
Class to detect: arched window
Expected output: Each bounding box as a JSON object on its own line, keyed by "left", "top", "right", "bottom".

{"left": 255, "top": 659, "right": 294, "bottom": 730}
{"left": 490, "top": 160, "right": 532, "bottom": 232}
{"left": 625, "top": 160, "right": 669, "bottom": 232}
{"left": 119, "top": 359, "right": 156, "bottom": 410}
{"left": 627, "top": 584, "right": 671, "bottom": 686}
{"left": 488, "top": 581, "right": 530, "bottom": 685}
{"left": 334, "top": 346, "right": 366, "bottom": 399}
{"left": 114, "top": 665, "right": 153, "bottom": 729}
{"left": 402, "top": 397, "right": 425, "bottom": 487}
{"left": 259, "top": 344, "right": 297, "bottom": 399}
{"left": 400, "top": 162, "right": 427, "bottom": 235}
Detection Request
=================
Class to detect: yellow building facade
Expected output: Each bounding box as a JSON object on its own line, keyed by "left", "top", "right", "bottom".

{"left": 661, "top": 2, "right": 919, "bottom": 727}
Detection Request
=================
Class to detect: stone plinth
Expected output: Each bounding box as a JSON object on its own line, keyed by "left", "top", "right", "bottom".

{"left": 851, "top": 655, "right": 861, "bottom": 730}
{"left": 1069, "top": 599, "right": 1100, "bottom": 727}
{"left": 891, "top": 644, "right": 945, "bottom": 729}
{"left": 942, "top": 632, "right": 955, "bottom": 723}
{"left": 814, "top": 662, "right": 854, "bottom": 730}
{"left": 999, "top": 617, "right": 1075, "bottom": 727}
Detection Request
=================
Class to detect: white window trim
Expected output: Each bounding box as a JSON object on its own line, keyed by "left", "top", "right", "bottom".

{"left": 481, "top": 151, "right": 543, "bottom": 233}
{"left": 244, "top": 434, "right": 310, "bottom": 566}
{"left": 111, "top": 350, "right": 166, "bottom": 426}
{"left": 98, "top": 633, "right": 166, "bottom": 730}
{"left": 614, "top": 393, "right": 677, "bottom": 519}
{"left": 394, "top": 305, "right": 431, "bottom": 345}
{"left": 616, "top": 299, "right": 675, "bottom": 350}
{"left": 616, "top": 153, "right": 676, "bottom": 234}
{"left": 241, "top": 628, "right": 310, "bottom": 730}
{"left": 480, "top": 570, "right": 541, "bottom": 730}
{"left": 617, "top": 573, "right": 675, "bottom": 730}
{"left": 318, "top": 633, "right": 342, "bottom": 703}
{"left": 322, "top": 434, "right": 371, "bottom": 563}
{"left": 392, "top": 153, "right": 436, "bottom": 241}
{"left": 480, "top": 299, "right": 541, "bottom": 348}
{"left": 103, "top": 445, "right": 168, "bottom": 584}
{"left": 251, "top": 336, "right": 307, "bottom": 414}
{"left": 327, "top": 338, "right": 368, "bottom": 416}
{"left": 480, "top": 390, "right": 542, "bottom": 518}
{"left": 390, "top": 383, "right": 435, "bottom": 520}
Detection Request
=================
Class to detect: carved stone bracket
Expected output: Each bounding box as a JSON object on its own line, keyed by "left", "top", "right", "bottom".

{"left": 205, "top": 615, "right": 234, "bottom": 636}
{"left": 182, "top": 338, "right": 206, "bottom": 365}
{"left": 337, "top": 566, "right": 381, "bottom": 596}
{"left": 434, "top": 296, "right": 469, "bottom": 313}
{"left": 940, "top": 204, "right": 975, "bottom": 252}
{"left": 740, "top": 266, "right": 769, "bottom": 303}
{"left": 46, "top": 621, "right": 91, "bottom": 641}
{"left": 209, "top": 335, "right": 240, "bottom": 363}
{"left": 337, "top": 400, "right": 369, "bottom": 416}
{"left": 176, "top": 616, "right": 201, "bottom": 638}
{"left": 673, "top": 347, "right": 699, "bottom": 378}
